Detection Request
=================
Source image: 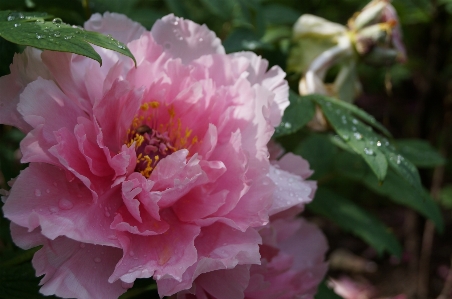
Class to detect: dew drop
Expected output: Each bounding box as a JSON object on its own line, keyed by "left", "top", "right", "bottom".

{"left": 342, "top": 134, "right": 350, "bottom": 141}
{"left": 7, "top": 15, "right": 15, "bottom": 21}
{"left": 58, "top": 198, "right": 73, "bottom": 210}
{"left": 171, "top": 19, "right": 179, "bottom": 25}
{"left": 198, "top": 37, "right": 203, "bottom": 42}
{"left": 35, "top": 19, "right": 44, "bottom": 24}
{"left": 164, "top": 42, "right": 171, "bottom": 49}
{"left": 353, "top": 132, "right": 362, "bottom": 140}
{"left": 94, "top": 257, "right": 101, "bottom": 263}
{"left": 284, "top": 122, "right": 292, "bottom": 129}
{"left": 352, "top": 126, "right": 357, "bottom": 132}
{"left": 104, "top": 211, "right": 111, "bottom": 217}
{"left": 289, "top": 192, "right": 294, "bottom": 197}
{"left": 396, "top": 155, "right": 404, "bottom": 164}
{"left": 49, "top": 206, "right": 59, "bottom": 213}
{"left": 377, "top": 141, "right": 382, "bottom": 147}
{"left": 352, "top": 118, "right": 358, "bottom": 124}
{"left": 35, "top": 189, "right": 41, "bottom": 197}
{"left": 52, "top": 18, "right": 62, "bottom": 25}
{"left": 80, "top": 243, "right": 86, "bottom": 248}
{"left": 364, "top": 148, "right": 374, "bottom": 155}
{"left": 117, "top": 44, "right": 125, "bottom": 49}
{"left": 54, "top": 31, "right": 60, "bottom": 37}
{"left": 14, "top": 23, "right": 21, "bottom": 27}
{"left": 129, "top": 251, "right": 135, "bottom": 257}
{"left": 64, "top": 35, "right": 72, "bottom": 40}
{"left": 36, "top": 33, "right": 44, "bottom": 39}
{"left": 178, "top": 36, "right": 183, "bottom": 41}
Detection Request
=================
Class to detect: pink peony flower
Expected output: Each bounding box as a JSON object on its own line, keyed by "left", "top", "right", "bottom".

{"left": 0, "top": 12, "right": 319, "bottom": 299}
{"left": 175, "top": 216, "right": 328, "bottom": 299}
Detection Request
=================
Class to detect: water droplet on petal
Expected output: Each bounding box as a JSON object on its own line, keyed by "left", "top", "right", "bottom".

{"left": 49, "top": 206, "right": 59, "bottom": 213}
{"left": 80, "top": 243, "right": 86, "bottom": 248}
{"left": 104, "top": 211, "right": 111, "bottom": 217}
{"left": 198, "top": 37, "right": 203, "bottom": 42}
{"left": 94, "top": 257, "right": 101, "bottom": 263}
{"left": 35, "top": 189, "right": 41, "bottom": 197}
{"left": 58, "top": 198, "right": 73, "bottom": 210}
{"left": 129, "top": 251, "right": 135, "bottom": 257}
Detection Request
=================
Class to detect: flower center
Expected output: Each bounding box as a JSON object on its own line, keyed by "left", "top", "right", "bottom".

{"left": 126, "top": 101, "right": 198, "bottom": 178}
{"left": 129, "top": 125, "right": 176, "bottom": 178}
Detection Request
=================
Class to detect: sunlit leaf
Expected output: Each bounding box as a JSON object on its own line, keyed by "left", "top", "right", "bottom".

{"left": 0, "top": 10, "right": 136, "bottom": 66}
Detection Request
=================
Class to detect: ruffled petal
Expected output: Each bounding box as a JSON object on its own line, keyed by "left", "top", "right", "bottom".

{"left": 84, "top": 12, "right": 146, "bottom": 45}
{"left": 151, "top": 14, "right": 225, "bottom": 64}
{"left": 3, "top": 163, "right": 121, "bottom": 247}
{"left": 33, "top": 236, "right": 126, "bottom": 299}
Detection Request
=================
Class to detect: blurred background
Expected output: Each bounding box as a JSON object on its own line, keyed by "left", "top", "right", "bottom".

{"left": 0, "top": 0, "right": 451, "bottom": 299}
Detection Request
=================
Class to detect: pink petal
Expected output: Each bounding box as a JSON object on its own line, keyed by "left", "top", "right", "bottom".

{"left": 93, "top": 80, "right": 143, "bottom": 152}
{"left": 3, "top": 163, "right": 121, "bottom": 247}
{"left": 110, "top": 209, "right": 200, "bottom": 285}
{"left": 230, "top": 52, "right": 289, "bottom": 126}
{"left": 158, "top": 223, "right": 261, "bottom": 296}
{"left": 33, "top": 236, "right": 126, "bottom": 299}
{"left": 84, "top": 12, "right": 146, "bottom": 45}
{"left": 0, "top": 48, "right": 51, "bottom": 132}
{"left": 151, "top": 14, "right": 225, "bottom": 64}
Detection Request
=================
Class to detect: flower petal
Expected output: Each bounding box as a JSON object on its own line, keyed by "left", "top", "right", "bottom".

{"left": 84, "top": 12, "right": 146, "bottom": 45}
{"left": 33, "top": 236, "right": 126, "bottom": 299}
{"left": 151, "top": 14, "right": 225, "bottom": 64}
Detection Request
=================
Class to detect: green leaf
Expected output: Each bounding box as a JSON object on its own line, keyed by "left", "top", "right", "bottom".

{"left": 439, "top": 185, "right": 452, "bottom": 209}
{"left": 315, "top": 280, "right": 343, "bottom": 299}
{"left": 273, "top": 91, "right": 316, "bottom": 138}
{"left": 223, "top": 28, "right": 270, "bottom": 52}
{"left": 293, "top": 134, "right": 337, "bottom": 179}
{"left": 305, "top": 94, "right": 391, "bottom": 137}
{"left": 198, "top": 0, "right": 236, "bottom": 19}
{"left": 0, "top": 10, "right": 136, "bottom": 66}
{"left": 310, "top": 95, "right": 423, "bottom": 193}
{"left": 311, "top": 95, "right": 388, "bottom": 181}
{"left": 394, "top": 139, "right": 446, "bottom": 168}
{"left": 263, "top": 4, "right": 300, "bottom": 25}
{"left": 0, "top": 263, "right": 55, "bottom": 299}
{"left": 335, "top": 151, "right": 444, "bottom": 232}
{"left": 308, "top": 188, "right": 403, "bottom": 256}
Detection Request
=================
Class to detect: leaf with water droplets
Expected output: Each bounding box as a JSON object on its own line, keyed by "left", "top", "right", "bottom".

{"left": 273, "top": 90, "right": 316, "bottom": 138}
{"left": 394, "top": 139, "right": 446, "bottom": 168}
{"left": 0, "top": 10, "right": 136, "bottom": 66}
{"left": 304, "top": 94, "right": 392, "bottom": 137}
{"left": 308, "top": 188, "right": 402, "bottom": 256}
{"left": 315, "top": 97, "right": 388, "bottom": 181}
{"left": 336, "top": 151, "right": 444, "bottom": 233}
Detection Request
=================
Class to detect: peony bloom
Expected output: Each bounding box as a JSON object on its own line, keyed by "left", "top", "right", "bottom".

{"left": 175, "top": 154, "right": 327, "bottom": 299}
{"left": 0, "top": 13, "right": 319, "bottom": 299}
